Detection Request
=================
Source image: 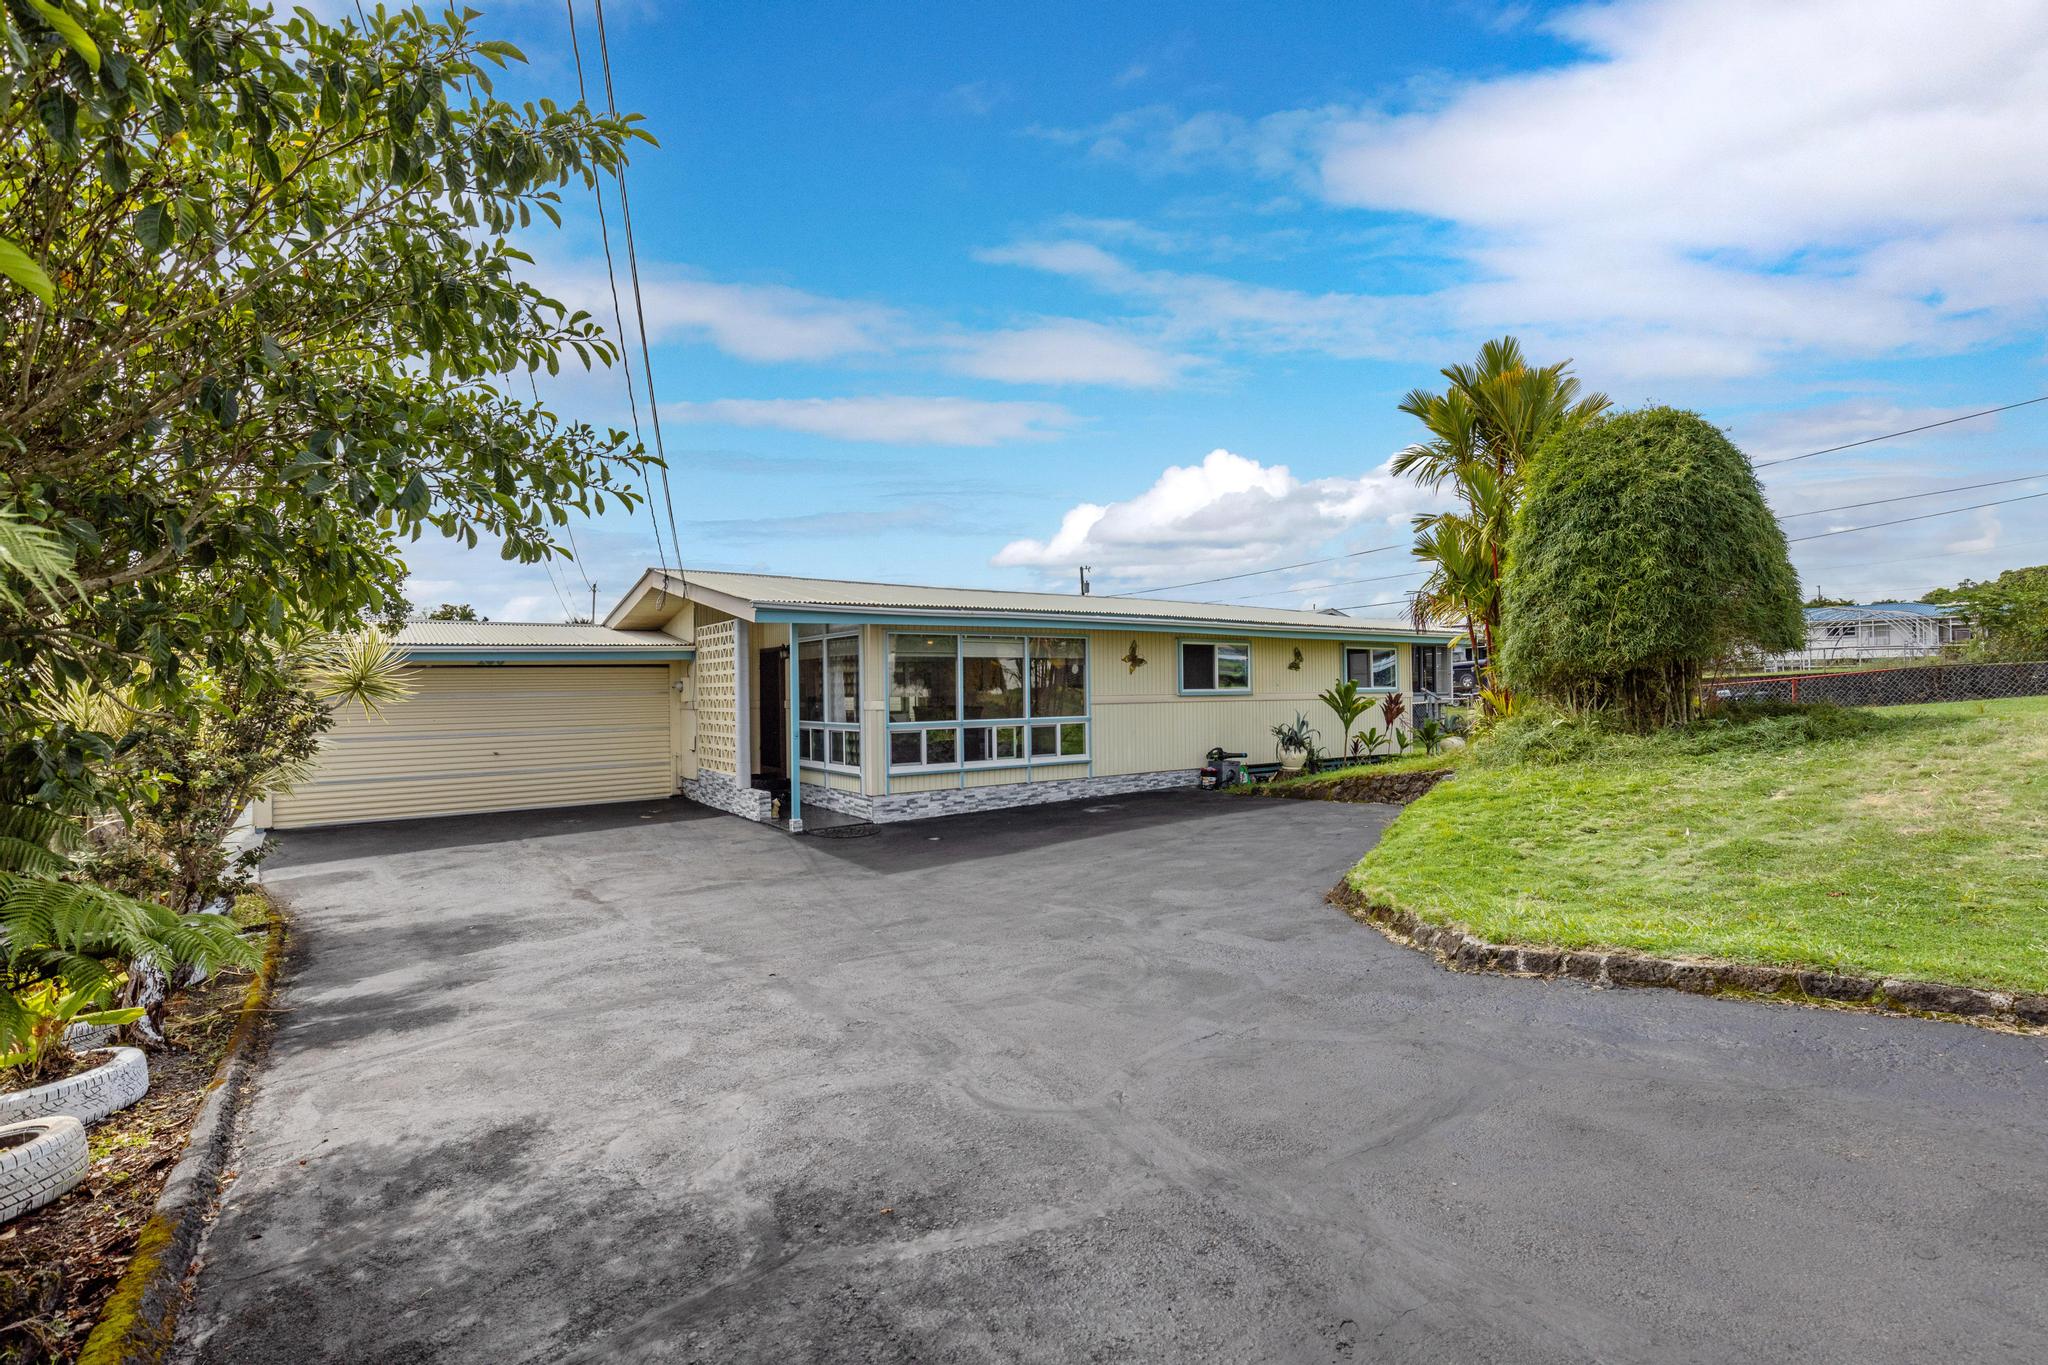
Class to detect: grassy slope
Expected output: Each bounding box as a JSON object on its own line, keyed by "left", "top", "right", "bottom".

{"left": 1349, "top": 697, "right": 2048, "bottom": 993}
{"left": 1258, "top": 751, "right": 1459, "bottom": 789}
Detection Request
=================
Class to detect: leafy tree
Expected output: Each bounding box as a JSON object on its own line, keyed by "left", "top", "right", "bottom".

{"left": 1805, "top": 593, "right": 1856, "bottom": 607}
{"left": 1394, "top": 337, "right": 1609, "bottom": 704}
{"left": 1938, "top": 565, "right": 2048, "bottom": 661}
{"left": 1, "top": 0, "right": 654, "bottom": 809}
{"left": 1499, "top": 407, "right": 1802, "bottom": 729}
{"left": 425, "top": 601, "right": 483, "bottom": 621}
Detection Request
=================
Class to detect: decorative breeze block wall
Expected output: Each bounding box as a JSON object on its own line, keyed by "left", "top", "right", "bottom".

{"left": 695, "top": 619, "right": 739, "bottom": 776}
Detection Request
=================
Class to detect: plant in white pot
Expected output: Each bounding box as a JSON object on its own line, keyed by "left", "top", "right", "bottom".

{"left": 1271, "top": 713, "right": 1320, "bottom": 773}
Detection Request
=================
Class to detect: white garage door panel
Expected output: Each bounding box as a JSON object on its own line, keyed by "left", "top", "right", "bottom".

{"left": 271, "top": 665, "right": 674, "bottom": 828}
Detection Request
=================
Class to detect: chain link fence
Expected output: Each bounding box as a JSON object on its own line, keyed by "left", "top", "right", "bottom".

{"left": 1708, "top": 660, "right": 2048, "bottom": 708}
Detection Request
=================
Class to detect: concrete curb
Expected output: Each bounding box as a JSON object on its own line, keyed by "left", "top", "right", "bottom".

{"left": 1326, "top": 881, "right": 2048, "bottom": 1032}
{"left": 76, "top": 905, "right": 289, "bottom": 1365}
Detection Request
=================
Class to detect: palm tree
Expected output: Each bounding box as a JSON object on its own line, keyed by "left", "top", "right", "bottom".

{"left": 1395, "top": 337, "right": 1609, "bottom": 705}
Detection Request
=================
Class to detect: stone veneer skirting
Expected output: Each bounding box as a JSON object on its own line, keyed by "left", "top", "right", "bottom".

{"left": 866, "top": 769, "right": 1200, "bottom": 824}
{"left": 680, "top": 770, "right": 775, "bottom": 822}
{"left": 800, "top": 782, "right": 875, "bottom": 821}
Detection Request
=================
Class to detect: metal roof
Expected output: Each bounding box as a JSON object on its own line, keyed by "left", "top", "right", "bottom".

{"left": 393, "top": 622, "right": 693, "bottom": 656}
{"left": 1803, "top": 602, "right": 1961, "bottom": 624}
{"left": 654, "top": 568, "right": 1444, "bottom": 639}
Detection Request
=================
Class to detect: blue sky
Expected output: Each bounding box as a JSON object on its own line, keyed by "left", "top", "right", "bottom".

{"left": 383, "top": 0, "right": 2048, "bottom": 620}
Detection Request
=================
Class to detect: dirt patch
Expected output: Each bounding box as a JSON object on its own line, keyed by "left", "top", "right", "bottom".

{"left": 0, "top": 963, "right": 253, "bottom": 1362}
{"left": 1259, "top": 767, "right": 1453, "bottom": 806}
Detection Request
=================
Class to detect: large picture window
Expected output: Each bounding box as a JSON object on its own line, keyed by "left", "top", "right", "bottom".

{"left": 889, "top": 634, "right": 1089, "bottom": 771}
{"left": 1180, "top": 640, "right": 1250, "bottom": 693}
{"left": 963, "top": 637, "right": 1026, "bottom": 719}
{"left": 1030, "top": 637, "right": 1086, "bottom": 717}
{"left": 798, "top": 631, "right": 862, "bottom": 771}
{"left": 890, "top": 635, "right": 958, "bottom": 722}
{"left": 1345, "top": 647, "right": 1398, "bottom": 691}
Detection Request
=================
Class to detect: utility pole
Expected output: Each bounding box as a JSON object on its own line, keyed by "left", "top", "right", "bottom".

{"left": 590, "top": 583, "right": 599, "bottom": 623}
{"left": 1079, "top": 565, "right": 1091, "bottom": 596}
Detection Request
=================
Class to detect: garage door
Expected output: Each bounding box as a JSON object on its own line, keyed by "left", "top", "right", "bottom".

{"left": 270, "top": 665, "right": 675, "bottom": 828}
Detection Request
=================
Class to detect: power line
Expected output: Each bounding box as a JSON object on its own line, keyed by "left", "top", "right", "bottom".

{"left": 1775, "top": 472, "right": 2048, "bottom": 519}
{"left": 1784, "top": 490, "right": 2048, "bottom": 543}
{"left": 563, "top": 0, "right": 671, "bottom": 576}
{"left": 589, "top": 0, "right": 687, "bottom": 584}
{"left": 1754, "top": 394, "right": 2048, "bottom": 469}
{"left": 1217, "top": 566, "right": 1427, "bottom": 604}
{"left": 1107, "top": 542, "right": 1403, "bottom": 598}
{"left": 1804, "top": 535, "right": 2048, "bottom": 576}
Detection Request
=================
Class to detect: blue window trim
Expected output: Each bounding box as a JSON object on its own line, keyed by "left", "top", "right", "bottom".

{"left": 1176, "top": 636, "right": 1253, "bottom": 696}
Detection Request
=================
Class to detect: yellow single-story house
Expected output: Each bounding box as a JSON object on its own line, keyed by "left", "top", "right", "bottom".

{"left": 255, "top": 568, "right": 1456, "bottom": 831}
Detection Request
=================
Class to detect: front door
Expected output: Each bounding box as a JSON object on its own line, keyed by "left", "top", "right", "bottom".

{"left": 758, "top": 646, "right": 788, "bottom": 777}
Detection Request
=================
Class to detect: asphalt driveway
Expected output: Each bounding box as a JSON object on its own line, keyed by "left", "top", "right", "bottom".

{"left": 180, "top": 794, "right": 2048, "bottom": 1363}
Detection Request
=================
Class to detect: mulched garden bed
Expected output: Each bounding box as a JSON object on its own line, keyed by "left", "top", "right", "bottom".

{"left": 1257, "top": 766, "right": 1453, "bottom": 806}
{"left": 0, "top": 964, "right": 253, "bottom": 1364}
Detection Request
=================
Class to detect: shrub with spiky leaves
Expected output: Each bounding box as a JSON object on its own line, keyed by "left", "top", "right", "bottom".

{"left": 1499, "top": 407, "right": 1802, "bottom": 729}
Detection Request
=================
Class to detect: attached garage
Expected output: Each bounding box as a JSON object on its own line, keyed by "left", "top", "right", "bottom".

{"left": 260, "top": 625, "right": 694, "bottom": 830}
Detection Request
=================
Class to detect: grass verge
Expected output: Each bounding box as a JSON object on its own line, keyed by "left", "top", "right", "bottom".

{"left": 1347, "top": 697, "right": 2048, "bottom": 994}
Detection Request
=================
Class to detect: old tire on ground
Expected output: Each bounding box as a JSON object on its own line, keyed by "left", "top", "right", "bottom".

{"left": 0, "top": 1047, "right": 150, "bottom": 1127}
{"left": 0, "top": 1117, "right": 89, "bottom": 1223}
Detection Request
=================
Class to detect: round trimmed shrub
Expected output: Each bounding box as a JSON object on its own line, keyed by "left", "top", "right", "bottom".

{"left": 1498, "top": 407, "right": 1802, "bottom": 728}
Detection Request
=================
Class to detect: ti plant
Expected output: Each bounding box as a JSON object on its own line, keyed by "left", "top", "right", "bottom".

{"left": 1413, "top": 718, "right": 1450, "bottom": 756}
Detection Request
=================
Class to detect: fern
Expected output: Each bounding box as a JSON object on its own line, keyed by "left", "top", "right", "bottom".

{"left": 0, "top": 803, "right": 260, "bottom": 1054}
{"left": 0, "top": 505, "right": 76, "bottom": 610}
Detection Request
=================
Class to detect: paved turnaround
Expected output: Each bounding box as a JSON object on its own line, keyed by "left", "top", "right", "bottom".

{"left": 179, "top": 795, "right": 2048, "bottom": 1364}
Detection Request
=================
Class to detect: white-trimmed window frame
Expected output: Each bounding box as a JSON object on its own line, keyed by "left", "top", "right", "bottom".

{"left": 796, "top": 629, "right": 862, "bottom": 775}
{"left": 1177, "top": 638, "right": 1252, "bottom": 695}
{"left": 886, "top": 633, "right": 1090, "bottom": 773}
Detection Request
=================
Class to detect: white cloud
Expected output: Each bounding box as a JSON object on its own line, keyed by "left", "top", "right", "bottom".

{"left": 534, "top": 264, "right": 902, "bottom": 363}
{"left": 667, "top": 396, "right": 1077, "bottom": 446}
{"left": 1028, "top": 0, "right": 2048, "bottom": 380}
{"left": 942, "top": 320, "right": 1192, "bottom": 387}
{"left": 993, "top": 448, "right": 1440, "bottom": 593}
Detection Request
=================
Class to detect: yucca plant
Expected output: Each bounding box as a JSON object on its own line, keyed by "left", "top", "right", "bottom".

{"left": 1, "top": 803, "right": 258, "bottom": 1070}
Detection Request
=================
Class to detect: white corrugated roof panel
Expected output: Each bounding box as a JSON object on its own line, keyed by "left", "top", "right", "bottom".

{"left": 662, "top": 569, "right": 1442, "bottom": 638}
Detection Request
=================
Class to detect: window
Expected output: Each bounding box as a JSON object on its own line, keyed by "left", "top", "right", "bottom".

{"left": 1345, "top": 647, "right": 1399, "bottom": 691}
{"left": 1824, "top": 622, "right": 1858, "bottom": 640}
{"left": 1180, "top": 640, "right": 1250, "bottom": 693}
{"left": 1030, "top": 637, "right": 1086, "bottom": 716}
{"left": 889, "top": 634, "right": 1089, "bottom": 770}
{"left": 798, "top": 632, "right": 861, "bottom": 771}
{"left": 890, "top": 635, "right": 957, "bottom": 722}
{"left": 963, "top": 637, "right": 1025, "bottom": 719}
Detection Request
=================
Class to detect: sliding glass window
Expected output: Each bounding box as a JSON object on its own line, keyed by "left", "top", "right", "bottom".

{"left": 888, "top": 634, "right": 1088, "bottom": 772}
{"left": 797, "top": 631, "right": 861, "bottom": 773}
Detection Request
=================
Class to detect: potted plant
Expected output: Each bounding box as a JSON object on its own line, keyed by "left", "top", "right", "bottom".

{"left": 1271, "top": 713, "right": 1319, "bottom": 772}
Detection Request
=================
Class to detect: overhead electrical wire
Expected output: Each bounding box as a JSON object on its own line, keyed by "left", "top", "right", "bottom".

{"left": 588, "top": 0, "right": 687, "bottom": 588}
{"left": 563, "top": 0, "right": 672, "bottom": 577}
{"left": 1105, "top": 542, "right": 1403, "bottom": 598}
{"left": 1753, "top": 394, "right": 2048, "bottom": 468}
{"left": 1783, "top": 489, "right": 2048, "bottom": 543}
{"left": 1774, "top": 472, "right": 2048, "bottom": 519}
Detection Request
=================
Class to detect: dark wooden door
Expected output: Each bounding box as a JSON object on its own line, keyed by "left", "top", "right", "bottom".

{"left": 758, "top": 646, "right": 788, "bottom": 776}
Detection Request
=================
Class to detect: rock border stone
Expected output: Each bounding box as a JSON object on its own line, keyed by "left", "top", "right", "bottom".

{"left": 1326, "top": 880, "right": 2048, "bottom": 1032}
{"left": 76, "top": 905, "right": 288, "bottom": 1365}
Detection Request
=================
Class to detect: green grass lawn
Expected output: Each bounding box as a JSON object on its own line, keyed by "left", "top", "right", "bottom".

{"left": 1259, "top": 749, "right": 1459, "bottom": 789}
{"left": 1347, "top": 696, "right": 2048, "bottom": 993}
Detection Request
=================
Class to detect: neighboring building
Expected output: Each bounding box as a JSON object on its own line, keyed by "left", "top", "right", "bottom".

{"left": 255, "top": 568, "right": 1456, "bottom": 832}
{"left": 1746, "top": 602, "right": 1972, "bottom": 673}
